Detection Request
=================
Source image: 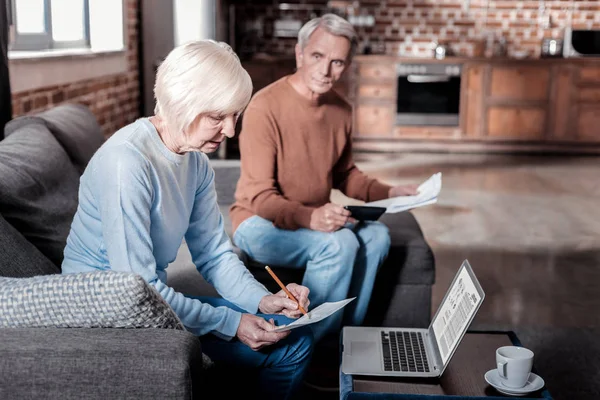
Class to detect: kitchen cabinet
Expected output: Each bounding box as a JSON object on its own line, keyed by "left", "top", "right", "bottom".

{"left": 357, "top": 63, "right": 396, "bottom": 80}
{"left": 357, "top": 83, "right": 395, "bottom": 99}
{"left": 578, "top": 66, "right": 600, "bottom": 82}
{"left": 469, "top": 62, "right": 600, "bottom": 144}
{"left": 488, "top": 66, "right": 550, "bottom": 101}
{"left": 355, "top": 104, "right": 395, "bottom": 136}
{"left": 462, "top": 64, "right": 484, "bottom": 137}
{"left": 352, "top": 61, "right": 396, "bottom": 138}
{"left": 487, "top": 107, "right": 546, "bottom": 139}
{"left": 549, "top": 66, "right": 573, "bottom": 140}
{"left": 351, "top": 56, "right": 600, "bottom": 152}
{"left": 576, "top": 107, "right": 600, "bottom": 141}
{"left": 464, "top": 64, "right": 550, "bottom": 141}
{"left": 485, "top": 65, "right": 550, "bottom": 140}
{"left": 571, "top": 65, "right": 600, "bottom": 142}
{"left": 550, "top": 64, "right": 600, "bottom": 143}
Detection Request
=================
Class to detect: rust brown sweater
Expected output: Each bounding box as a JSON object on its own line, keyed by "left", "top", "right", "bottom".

{"left": 230, "top": 76, "right": 391, "bottom": 233}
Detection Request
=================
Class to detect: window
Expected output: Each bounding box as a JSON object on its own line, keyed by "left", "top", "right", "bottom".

{"left": 9, "top": 0, "right": 90, "bottom": 51}
{"left": 8, "top": 0, "right": 126, "bottom": 93}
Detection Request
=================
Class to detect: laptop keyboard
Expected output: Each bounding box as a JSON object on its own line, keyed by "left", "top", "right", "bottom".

{"left": 381, "top": 331, "right": 430, "bottom": 373}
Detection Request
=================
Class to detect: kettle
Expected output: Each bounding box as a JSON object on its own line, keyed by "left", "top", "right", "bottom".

{"left": 541, "top": 38, "right": 563, "bottom": 58}
{"left": 432, "top": 42, "right": 451, "bottom": 59}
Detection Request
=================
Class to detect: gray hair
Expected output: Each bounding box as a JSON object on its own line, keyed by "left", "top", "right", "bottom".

{"left": 297, "top": 13, "right": 358, "bottom": 61}
{"left": 154, "top": 40, "right": 253, "bottom": 135}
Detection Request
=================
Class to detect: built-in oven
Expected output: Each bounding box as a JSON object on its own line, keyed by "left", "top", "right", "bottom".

{"left": 396, "top": 63, "right": 462, "bottom": 126}
{"left": 563, "top": 28, "right": 600, "bottom": 57}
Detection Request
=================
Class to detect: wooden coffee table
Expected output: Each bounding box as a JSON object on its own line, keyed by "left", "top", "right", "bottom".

{"left": 340, "top": 331, "right": 553, "bottom": 399}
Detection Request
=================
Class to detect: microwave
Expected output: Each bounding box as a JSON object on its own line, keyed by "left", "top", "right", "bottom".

{"left": 563, "top": 28, "right": 600, "bottom": 57}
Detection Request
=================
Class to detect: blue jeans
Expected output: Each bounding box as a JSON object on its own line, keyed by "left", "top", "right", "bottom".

{"left": 196, "top": 297, "right": 314, "bottom": 400}
{"left": 233, "top": 216, "right": 391, "bottom": 342}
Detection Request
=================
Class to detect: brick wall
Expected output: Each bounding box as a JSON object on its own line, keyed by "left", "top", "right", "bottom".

{"left": 11, "top": 0, "right": 140, "bottom": 138}
{"left": 232, "top": 0, "right": 600, "bottom": 58}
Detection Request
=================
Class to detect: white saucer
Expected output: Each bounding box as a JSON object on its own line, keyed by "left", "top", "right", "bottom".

{"left": 485, "top": 369, "right": 545, "bottom": 396}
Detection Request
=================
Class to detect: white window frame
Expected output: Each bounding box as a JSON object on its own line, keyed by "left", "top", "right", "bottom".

{"left": 9, "top": 0, "right": 91, "bottom": 51}
{"left": 8, "top": 0, "right": 127, "bottom": 94}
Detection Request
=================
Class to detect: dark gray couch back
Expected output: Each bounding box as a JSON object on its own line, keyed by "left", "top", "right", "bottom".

{"left": 5, "top": 104, "right": 103, "bottom": 174}
{"left": 0, "top": 213, "right": 59, "bottom": 277}
{"left": 0, "top": 104, "right": 103, "bottom": 276}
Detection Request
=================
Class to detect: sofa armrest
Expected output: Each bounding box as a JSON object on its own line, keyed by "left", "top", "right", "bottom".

{"left": 0, "top": 328, "right": 203, "bottom": 400}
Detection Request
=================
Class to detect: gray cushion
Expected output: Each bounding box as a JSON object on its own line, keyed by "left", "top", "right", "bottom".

{"left": 0, "top": 213, "right": 59, "bottom": 277}
{"left": 0, "top": 271, "right": 184, "bottom": 330}
{"left": 0, "top": 328, "right": 203, "bottom": 400}
{"left": 0, "top": 120, "right": 80, "bottom": 266}
{"left": 5, "top": 104, "right": 103, "bottom": 173}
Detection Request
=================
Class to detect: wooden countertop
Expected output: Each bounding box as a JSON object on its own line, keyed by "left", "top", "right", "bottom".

{"left": 354, "top": 54, "right": 600, "bottom": 65}
{"left": 244, "top": 53, "right": 600, "bottom": 65}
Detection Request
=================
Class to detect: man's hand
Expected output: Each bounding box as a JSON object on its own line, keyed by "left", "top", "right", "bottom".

{"left": 236, "top": 314, "right": 290, "bottom": 351}
{"left": 310, "top": 203, "right": 355, "bottom": 232}
{"left": 389, "top": 184, "right": 420, "bottom": 198}
{"left": 259, "top": 283, "right": 310, "bottom": 318}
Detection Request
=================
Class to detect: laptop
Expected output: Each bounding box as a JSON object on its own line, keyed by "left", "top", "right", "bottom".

{"left": 341, "top": 259, "right": 485, "bottom": 378}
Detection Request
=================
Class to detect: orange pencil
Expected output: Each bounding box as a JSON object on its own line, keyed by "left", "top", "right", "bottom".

{"left": 265, "top": 266, "right": 308, "bottom": 316}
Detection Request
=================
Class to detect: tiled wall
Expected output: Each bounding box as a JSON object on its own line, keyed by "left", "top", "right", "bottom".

{"left": 232, "top": 0, "right": 600, "bottom": 58}
{"left": 11, "top": 0, "right": 140, "bottom": 138}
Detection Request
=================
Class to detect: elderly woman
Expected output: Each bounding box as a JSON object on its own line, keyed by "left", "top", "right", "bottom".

{"left": 61, "top": 40, "right": 314, "bottom": 399}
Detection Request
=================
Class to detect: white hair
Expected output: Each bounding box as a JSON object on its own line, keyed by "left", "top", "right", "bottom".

{"left": 297, "top": 13, "right": 358, "bottom": 61}
{"left": 154, "top": 40, "right": 253, "bottom": 134}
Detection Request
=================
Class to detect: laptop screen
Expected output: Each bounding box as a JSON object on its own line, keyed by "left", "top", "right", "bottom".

{"left": 431, "top": 265, "right": 483, "bottom": 365}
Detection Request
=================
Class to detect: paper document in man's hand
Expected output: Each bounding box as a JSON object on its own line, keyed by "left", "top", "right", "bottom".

{"left": 271, "top": 297, "right": 356, "bottom": 332}
{"left": 365, "top": 172, "right": 442, "bottom": 214}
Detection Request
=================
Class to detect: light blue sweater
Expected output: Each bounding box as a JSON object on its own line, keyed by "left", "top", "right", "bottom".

{"left": 62, "top": 118, "right": 270, "bottom": 340}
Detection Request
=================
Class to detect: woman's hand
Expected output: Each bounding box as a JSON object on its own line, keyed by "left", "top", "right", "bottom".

{"left": 258, "top": 283, "right": 310, "bottom": 318}
{"left": 310, "top": 203, "right": 354, "bottom": 232}
{"left": 236, "top": 314, "right": 290, "bottom": 351}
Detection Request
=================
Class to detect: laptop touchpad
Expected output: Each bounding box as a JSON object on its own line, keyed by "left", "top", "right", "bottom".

{"left": 350, "top": 341, "right": 377, "bottom": 356}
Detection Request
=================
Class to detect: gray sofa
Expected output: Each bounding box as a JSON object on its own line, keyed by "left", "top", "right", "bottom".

{"left": 0, "top": 105, "right": 203, "bottom": 399}
{"left": 0, "top": 103, "right": 435, "bottom": 398}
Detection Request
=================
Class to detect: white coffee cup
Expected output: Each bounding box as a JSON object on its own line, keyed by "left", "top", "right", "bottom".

{"left": 496, "top": 346, "right": 534, "bottom": 389}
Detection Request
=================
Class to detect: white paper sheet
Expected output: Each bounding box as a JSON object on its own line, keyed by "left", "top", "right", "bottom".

{"left": 270, "top": 297, "right": 356, "bottom": 332}
{"left": 365, "top": 172, "right": 442, "bottom": 214}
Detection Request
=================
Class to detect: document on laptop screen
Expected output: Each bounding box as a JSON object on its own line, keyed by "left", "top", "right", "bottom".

{"left": 432, "top": 267, "right": 482, "bottom": 364}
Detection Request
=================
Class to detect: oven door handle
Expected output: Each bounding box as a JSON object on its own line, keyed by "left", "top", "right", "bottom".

{"left": 406, "top": 74, "right": 451, "bottom": 83}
